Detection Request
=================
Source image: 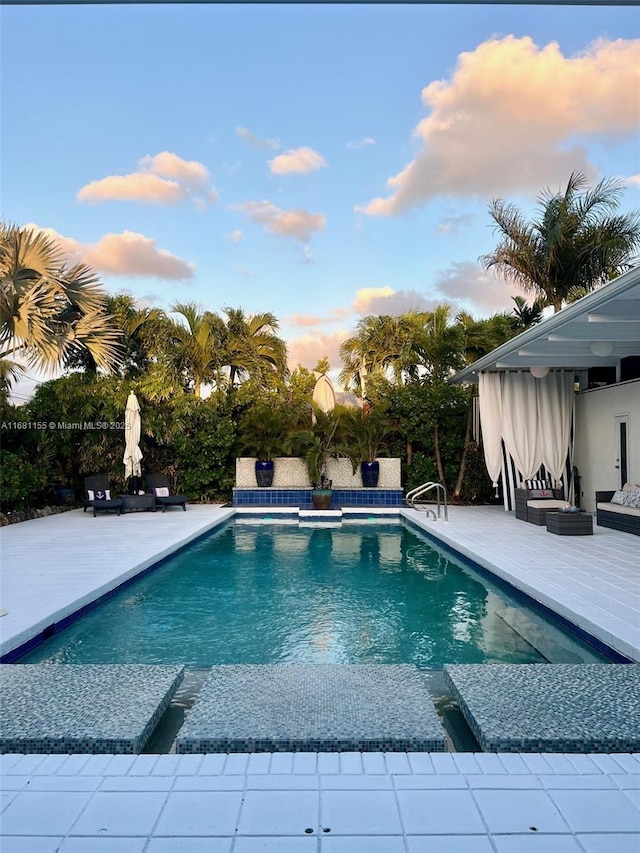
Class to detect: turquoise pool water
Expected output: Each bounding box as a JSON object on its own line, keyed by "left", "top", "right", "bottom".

{"left": 20, "top": 520, "right": 607, "bottom": 667}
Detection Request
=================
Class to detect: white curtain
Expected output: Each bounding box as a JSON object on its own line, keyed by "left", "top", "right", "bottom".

{"left": 537, "top": 371, "right": 574, "bottom": 487}
{"left": 501, "top": 372, "right": 543, "bottom": 481}
{"left": 478, "top": 372, "right": 503, "bottom": 489}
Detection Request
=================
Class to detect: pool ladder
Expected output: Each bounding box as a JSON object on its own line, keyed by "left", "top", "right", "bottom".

{"left": 404, "top": 481, "right": 448, "bottom": 521}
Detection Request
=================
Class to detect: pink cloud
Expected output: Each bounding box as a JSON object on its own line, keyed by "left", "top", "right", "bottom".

{"left": 231, "top": 200, "right": 326, "bottom": 242}
{"left": 26, "top": 224, "right": 195, "bottom": 280}
{"left": 77, "top": 152, "right": 217, "bottom": 206}
{"left": 288, "top": 314, "right": 323, "bottom": 327}
{"left": 288, "top": 330, "right": 351, "bottom": 371}
{"left": 139, "top": 151, "right": 210, "bottom": 189}
{"left": 358, "top": 36, "right": 640, "bottom": 215}
{"left": 76, "top": 173, "right": 188, "bottom": 205}
{"left": 268, "top": 147, "right": 327, "bottom": 175}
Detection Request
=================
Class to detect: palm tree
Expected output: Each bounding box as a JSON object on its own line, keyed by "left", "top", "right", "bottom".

{"left": 510, "top": 296, "right": 544, "bottom": 331}
{"left": 339, "top": 313, "right": 427, "bottom": 397}
{"left": 412, "top": 304, "right": 464, "bottom": 380}
{"left": 65, "top": 293, "right": 165, "bottom": 377}
{"left": 165, "top": 302, "right": 226, "bottom": 398}
{"left": 481, "top": 171, "right": 640, "bottom": 312}
{"left": 0, "top": 223, "right": 122, "bottom": 385}
{"left": 223, "top": 307, "right": 288, "bottom": 388}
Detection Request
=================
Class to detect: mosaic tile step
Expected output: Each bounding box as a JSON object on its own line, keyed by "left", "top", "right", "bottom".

{"left": 176, "top": 664, "right": 447, "bottom": 753}
{"left": 444, "top": 663, "right": 640, "bottom": 753}
{"left": 0, "top": 665, "right": 184, "bottom": 754}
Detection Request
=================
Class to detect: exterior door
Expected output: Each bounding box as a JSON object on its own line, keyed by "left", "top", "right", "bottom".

{"left": 614, "top": 414, "right": 629, "bottom": 488}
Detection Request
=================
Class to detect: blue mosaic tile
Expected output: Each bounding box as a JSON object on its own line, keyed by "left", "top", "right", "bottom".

{"left": 232, "top": 489, "right": 403, "bottom": 507}
{"left": 0, "top": 665, "right": 184, "bottom": 754}
{"left": 444, "top": 664, "right": 640, "bottom": 753}
{"left": 176, "top": 664, "right": 447, "bottom": 753}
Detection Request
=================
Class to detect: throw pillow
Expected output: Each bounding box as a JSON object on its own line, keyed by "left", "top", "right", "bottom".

{"left": 624, "top": 487, "right": 640, "bottom": 509}
{"left": 524, "top": 479, "right": 551, "bottom": 490}
{"left": 529, "top": 488, "right": 553, "bottom": 499}
{"left": 610, "top": 490, "right": 629, "bottom": 506}
{"left": 87, "top": 489, "right": 111, "bottom": 501}
{"left": 154, "top": 487, "right": 170, "bottom": 497}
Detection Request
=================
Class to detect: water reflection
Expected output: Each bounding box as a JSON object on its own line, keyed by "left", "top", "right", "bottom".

{"left": 20, "top": 522, "right": 607, "bottom": 668}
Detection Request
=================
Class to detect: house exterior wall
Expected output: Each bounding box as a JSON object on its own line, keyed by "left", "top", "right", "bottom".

{"left": 574, "top": 379, "right": 640, "bottom": 512}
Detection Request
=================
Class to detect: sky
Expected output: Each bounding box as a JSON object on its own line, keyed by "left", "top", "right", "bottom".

{"left": 3, "top": 3, "right": 639, "bottom": 400}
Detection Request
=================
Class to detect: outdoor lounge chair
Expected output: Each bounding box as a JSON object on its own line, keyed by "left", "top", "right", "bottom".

{"left": 82, "top": 476, "right": 124, "bottom": 517}
{"left": 145, "top": 474, "right": 187, "bottom": 512}
{"left": 514, "top": 480, "right": 568, "bottom": 525}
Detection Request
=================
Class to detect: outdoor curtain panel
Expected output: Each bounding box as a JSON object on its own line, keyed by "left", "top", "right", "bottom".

{"left": 478, "top": 372, "right": 503, "bottom": 488}
{"left": 478, "top": 370, "right": 574, "bottom": 486}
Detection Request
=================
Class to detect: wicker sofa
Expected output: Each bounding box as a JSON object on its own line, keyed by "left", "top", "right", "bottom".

{"left": 515, "top": 483, "right": 569, "bottom": 526}
{"left": 595, "top": 485, "right": 640, "bottom": 536}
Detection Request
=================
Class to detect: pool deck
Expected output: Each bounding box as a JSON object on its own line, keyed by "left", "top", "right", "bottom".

{"left": 2, "top": 504, "right": 640, "bottom": 848}
{"left": 1, "top": 503, "right": 638, "bottom": 662}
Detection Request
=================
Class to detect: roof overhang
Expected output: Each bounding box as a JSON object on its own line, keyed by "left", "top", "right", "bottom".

{"left": 451, "top": 266, "right": 640, "bottom": 384}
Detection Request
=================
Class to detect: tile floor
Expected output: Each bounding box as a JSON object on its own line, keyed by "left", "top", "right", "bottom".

{"left": 1, "top": 751, "right": 639, "bottom": 850}
{"left": 2, "top": 504, "right": 640, "bottom": 849}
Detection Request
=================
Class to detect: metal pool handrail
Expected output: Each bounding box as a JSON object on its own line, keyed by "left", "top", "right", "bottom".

{"left": 405, "top": 481, "right": 448, "bottom": 521}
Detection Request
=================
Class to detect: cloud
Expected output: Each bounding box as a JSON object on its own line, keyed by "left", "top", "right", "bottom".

{"left": 230, "top": 200, "right": 326, "bottom": 242}
{"left": 223, "top": 230, "right": 243, "bottom": 243}
{"left": 434, "top": 214, "right": 474, "bottom": 235}
{"left": 354, "top": 286, "right": 435, "bottom": 316}
{"left": 431, "top": 262, "right": 515, "bottom": 313}
{"left": 77, "top": 151, "right": 217, "bottom": 206}
{"left": 353, "top": 286, "right": 396, "bottom": 313}
{"left": 289, "top": 314, "right": 323, "bottom": 327}
{"left": 301, "top": 246, "right": 314, "bottom": 265}
{"left": 77, "top": 173, "right": 189, "bottom": 205}
{"left": 347, "top": 137, "right": 376, "bottom": 150}
{"left": 288, "top": 329, "right": 350, "bottom": 371}
{"left": 625, "top": 174, "right": 640, "bottom": 188}
{"left": 139, "top": 151, "right": 210, "bottom": 189}
{"left": 357, "top": 36, "right": 640, "bottom": 216}
{"left": 26, "top": 224, "right": 195, "bottom": 280}
{"left": 236, "top": 126, "right": 280, "bottom": 150}
{"left": 268, "top": 147, "right": 327, "bottom": 175}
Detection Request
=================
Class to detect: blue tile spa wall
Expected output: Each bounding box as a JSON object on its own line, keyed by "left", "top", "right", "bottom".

{"left": 233, "top": 489, "right": 404, "bottom": 507}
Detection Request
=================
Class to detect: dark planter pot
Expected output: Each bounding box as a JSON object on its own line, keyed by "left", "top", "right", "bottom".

{"left": 255, "top": 460, "right": 274, "bottom": 487}
{"left": 311, "top": 489, "right": 333, "bottom": 510}
{"left": 360, "top": 460, "right": 380, "bottom": 488}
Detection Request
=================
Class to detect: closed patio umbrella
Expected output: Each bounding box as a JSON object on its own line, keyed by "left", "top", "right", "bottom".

{"left": 312, "top": 372, "right": 336, "bottom": 414}
{"left": 123, "top": 392, "right": 143, "bottom": 490}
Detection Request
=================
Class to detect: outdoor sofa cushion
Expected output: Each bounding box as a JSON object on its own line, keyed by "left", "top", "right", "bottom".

{"left": 595, "top": 502, "right": 640, "bottom": 518}
{"left": 527, "top": 499, "right": 571, "bottom": 510}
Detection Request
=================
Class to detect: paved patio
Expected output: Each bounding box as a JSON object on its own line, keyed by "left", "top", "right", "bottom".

{"left": 2, "top": 504, "right": 640, "bottom": 849}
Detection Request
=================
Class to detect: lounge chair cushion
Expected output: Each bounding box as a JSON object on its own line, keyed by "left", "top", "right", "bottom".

{"left": 526, "top": 499, "right": 571, "bottom": 509}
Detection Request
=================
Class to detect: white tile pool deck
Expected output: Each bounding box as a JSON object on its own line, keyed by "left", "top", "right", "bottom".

{"left": 1, "top": 504, "right": 639, "bottom": 849}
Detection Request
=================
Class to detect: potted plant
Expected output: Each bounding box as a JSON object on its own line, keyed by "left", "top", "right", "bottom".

{"left": 339, "top": 406, "right": 394, "bottom": 487}
{"left": 238, "top": 405, "right": 290, "bottom": 487}
{"left": 288, "top": 407, "right": 340, "bottom": 509}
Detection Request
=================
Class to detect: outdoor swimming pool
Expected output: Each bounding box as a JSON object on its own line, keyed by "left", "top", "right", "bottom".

{"left": 19, "top": 519, "right": 608, "bottom": 667}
